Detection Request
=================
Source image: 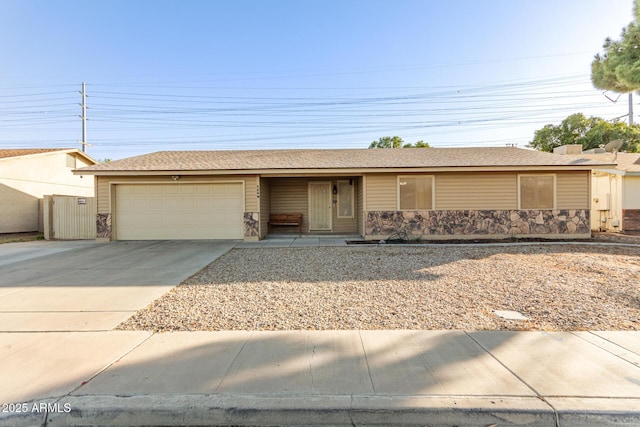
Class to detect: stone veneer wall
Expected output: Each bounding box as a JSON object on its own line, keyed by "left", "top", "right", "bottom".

{"left": 623, "top": 209, "right": 640, "bottom": 234}
{"left": 365, "top": 209, "right": 590, "bottom": 238}
{"left": 96, "top": 213, "right": 112, "bottom": 239}
{"left": 244, "top": 212, "right": 259, "bottom": 237}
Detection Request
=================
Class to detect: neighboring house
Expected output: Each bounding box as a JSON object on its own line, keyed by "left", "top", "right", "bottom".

{"left": 0, "top": 148, "right": 97, "bottom": 233}
{"left": 75, "top": 147, "right": 610, "bottom": 241}
{"left": 576, "top": 152, "right": 640, "bottom": 234}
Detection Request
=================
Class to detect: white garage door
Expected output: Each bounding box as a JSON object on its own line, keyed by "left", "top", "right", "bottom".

{"left": 115, "top": 183, "right": 244, "bottom": 240}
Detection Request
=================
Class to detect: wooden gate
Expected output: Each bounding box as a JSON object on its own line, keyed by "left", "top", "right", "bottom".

{"left": 44, "top": 195, "right": 96, "bottom": 240}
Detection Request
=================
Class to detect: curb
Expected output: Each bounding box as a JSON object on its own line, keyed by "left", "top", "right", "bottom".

{"left": 4, "top": 395, "right": 640, "bottom": 426}
{"left": 5, "top": 394, "right": 556, "bottom": 426}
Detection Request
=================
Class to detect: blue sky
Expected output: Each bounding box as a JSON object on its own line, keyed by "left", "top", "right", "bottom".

{"left": 0, "top": 0, "right": 636, "bottom": 160}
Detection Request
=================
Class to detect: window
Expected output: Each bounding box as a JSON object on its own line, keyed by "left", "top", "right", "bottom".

{"left": 519, "top": 175, "right": 555, "bottom": 209}
{"left": 398, "top": 176, "right": 434, "bottom": 210}
{"left": 337, "top": 180, "right": 354, "bottom": 218}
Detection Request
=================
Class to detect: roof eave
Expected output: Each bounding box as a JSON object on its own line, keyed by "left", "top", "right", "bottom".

{"left": 73, "top": 164, "right": 609, "bottom": 176}
{"left": 1, "top": 148, "right": 99, "bottom": 165}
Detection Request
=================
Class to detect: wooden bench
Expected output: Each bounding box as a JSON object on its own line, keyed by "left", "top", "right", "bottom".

{"left": 268, "top": 213, "right": 303, "bottom": 235}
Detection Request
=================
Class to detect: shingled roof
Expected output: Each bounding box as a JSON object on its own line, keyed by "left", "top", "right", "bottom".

{"left": 76, "top": 147, "right": 612, "bottom": 174}
{"left": 574, "top": 153, "right": 640, "bottom": 174}
{"left": 0, "top": 148, "right": 74, "bottom": 159}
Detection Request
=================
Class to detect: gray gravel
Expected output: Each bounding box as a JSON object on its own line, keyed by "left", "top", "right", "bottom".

{"left": 118, "top": 244, "right": 640, "bottom": 332}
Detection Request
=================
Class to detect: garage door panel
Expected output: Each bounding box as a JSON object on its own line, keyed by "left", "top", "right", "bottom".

{"left": 115, "top": 183, "right": 244, "bottom": 240}
{"left": 195, "top": 185, "right": 212, "bottom": 195}
{"left": 164, "top": 185, "right": 181, "bottom": 195}
{"left": 148, "top": 199, "right": 164, "bottom": 209}
{"left": 194, "top": 199, "right": 214, "bottom": 209}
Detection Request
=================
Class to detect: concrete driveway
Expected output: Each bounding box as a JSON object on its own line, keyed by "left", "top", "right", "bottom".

{"left": 0, "top": 240, "right": 237, "bottom": 332}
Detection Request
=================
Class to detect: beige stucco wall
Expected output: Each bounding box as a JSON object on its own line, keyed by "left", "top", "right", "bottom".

{"left": 364, "top": 171, "right": 590, "bottom": 211}
{"left": 96, "top": 175, "right": 259, "bottom": 214}
{"left": 0, "top": 151, "right": 95, "bottom": 233}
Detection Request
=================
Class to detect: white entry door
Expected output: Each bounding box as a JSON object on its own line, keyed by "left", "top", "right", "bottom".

{"left": 308, "top": 182, "right": 332, "bottom": 231}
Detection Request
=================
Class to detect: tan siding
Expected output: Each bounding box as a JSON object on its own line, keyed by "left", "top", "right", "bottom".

{"left": 556, "top": 171, "right": 589, "bottom": 209}
{"left": 259, "top": 177, "right": 270, "bottom": 238}
{"left": 269, "top": 177, "right": 358, "bottom": 234}
{"left": 332, "top": 179, "right": 358, "bottom": 234}
{"left": 436, "top": 173, "right": 518, "bottom": 210}
{"left": 364, "top": 174, "right": 397, "bottom": 210}
{"left": 96, "top": 175, "right": 256, "bottom": 214}
{"left": 357, "top": 176, "right": 364, "bottom": 236}
{"left": 270, "top": 178, "right": 309, "bottom": 232}
{"left": 97, "top": 176, "right": 110, "bottom": 212}
{"left": 244, "top": 175, "right": 258, "bottom": 212}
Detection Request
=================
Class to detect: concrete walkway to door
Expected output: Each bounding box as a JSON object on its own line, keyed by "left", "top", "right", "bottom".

{"left": 235, "top": 234, "right": 359, "bottom": 248}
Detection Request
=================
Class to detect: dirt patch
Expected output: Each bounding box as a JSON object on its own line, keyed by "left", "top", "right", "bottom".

{"left": 0, "top": 232, "right": 44, "bottom": 244}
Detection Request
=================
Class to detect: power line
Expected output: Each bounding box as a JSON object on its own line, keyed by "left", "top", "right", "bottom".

{"left": 0, "top": 73, "right": 631, "bottom": 155}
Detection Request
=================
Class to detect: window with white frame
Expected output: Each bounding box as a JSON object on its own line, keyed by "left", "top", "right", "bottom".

{"left": 398, "top": 176, "right": 434, "bottom": 210}
{"left": 518, "top": 174, "right": 555, "bottom": 209}
{"left": 336, "top": 180, "right": 354, "bottom": 218}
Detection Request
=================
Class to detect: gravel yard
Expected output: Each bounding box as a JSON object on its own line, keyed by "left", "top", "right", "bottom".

{"left": 119, "top": 243, "right": 640, "bottom": 332}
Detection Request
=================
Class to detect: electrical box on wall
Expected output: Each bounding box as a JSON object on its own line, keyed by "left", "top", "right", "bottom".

{"left": 593, "top": 193, "right": 611, "bottom": 210}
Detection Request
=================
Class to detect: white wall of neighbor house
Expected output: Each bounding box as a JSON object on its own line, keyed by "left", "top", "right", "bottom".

{"left": 0, "top": 152, "right": 95, "bottom": 233}
{"left": 591, "top": 172, "right": 625, "bottom": 231}
{"left": 623, "top": 176, "right": 640, "bottom": 209}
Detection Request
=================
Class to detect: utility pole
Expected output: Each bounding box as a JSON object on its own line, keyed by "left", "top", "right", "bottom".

{"left": 80, "top": 82, "right": 87, "bottom": 152}
{"left": 630, "top": 92, "right": 634, "bottom": 126}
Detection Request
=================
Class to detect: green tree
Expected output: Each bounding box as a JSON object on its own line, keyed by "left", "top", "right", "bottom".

{"left": 406, "top": 140, "right": 430, "bottom": 148}
{"left": 591, "top": 0, "right": 640, "bottom": 93}
{"left": 369, "top": 136, "right": 430, "bottom": 148}
{"left": 528, "top": 113, "right": 640, "bottom": 153}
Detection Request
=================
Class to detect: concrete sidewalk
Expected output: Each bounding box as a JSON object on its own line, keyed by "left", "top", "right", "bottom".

{"left": 2, "top": 329, "right": 640, "bottom": 426}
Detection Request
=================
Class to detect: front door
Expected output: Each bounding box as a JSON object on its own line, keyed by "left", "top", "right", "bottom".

{"left": 308, "top": 182, "right": 332, "bottom": 231}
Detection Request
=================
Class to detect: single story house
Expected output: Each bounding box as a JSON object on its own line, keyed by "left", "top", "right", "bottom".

{"left": 0, "top": 148, "right": 97, "bottom": 234}
{"left": 578, "top": 152, "right": 640, "bottom": 234}
{"left": 74, "top": 147, "right": 611, "bottom": 241}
